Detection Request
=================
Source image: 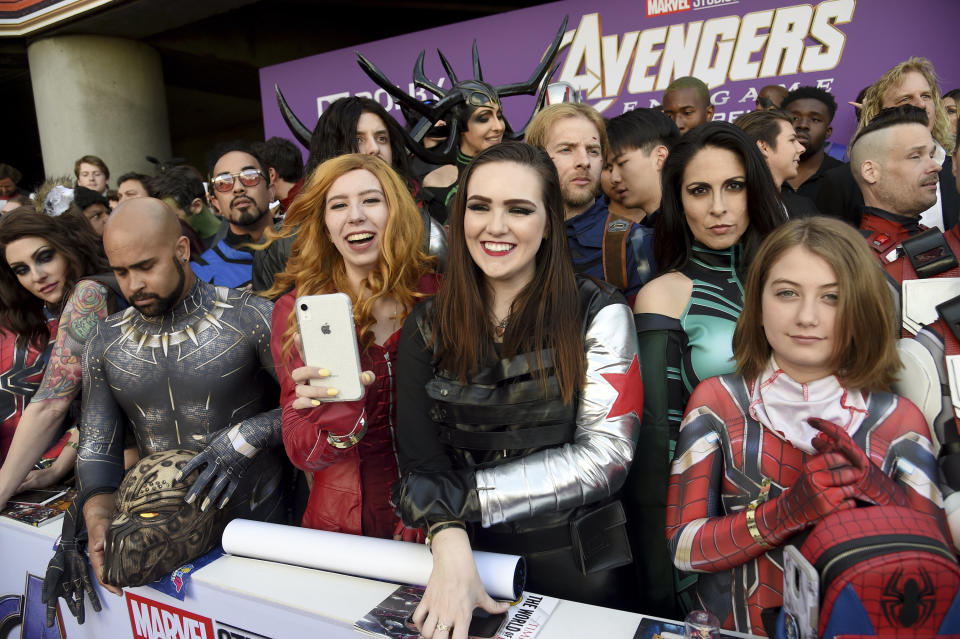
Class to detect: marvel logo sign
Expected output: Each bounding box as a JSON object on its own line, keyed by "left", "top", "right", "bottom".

{"left": 127, "top": 592, "right": 214, "bottom": 639}
{"left": 646, "top": 0, "right": 691, "bottom": 17}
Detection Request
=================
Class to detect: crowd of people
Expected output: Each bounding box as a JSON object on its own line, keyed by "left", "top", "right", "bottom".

{"left": 0, "top": 51, "right": 959, "bottom": 638}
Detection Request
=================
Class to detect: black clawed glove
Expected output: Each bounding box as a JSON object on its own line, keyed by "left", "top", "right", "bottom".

{"left": 41, "top": 501, "right": 101, "bottom": 626}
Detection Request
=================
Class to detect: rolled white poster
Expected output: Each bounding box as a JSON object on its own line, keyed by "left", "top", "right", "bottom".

{"left": 221, "top": 519, "right": 525, "bottom": 600}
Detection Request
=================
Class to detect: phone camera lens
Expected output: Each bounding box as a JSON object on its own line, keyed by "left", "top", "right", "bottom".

{"left": 300, "top": 303, "right": 308, "bottom": 311}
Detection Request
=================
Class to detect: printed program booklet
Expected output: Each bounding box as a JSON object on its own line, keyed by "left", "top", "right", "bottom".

{"left": 354, "top": 586, "right": 557, "bottom": 639}
{"left": 2, "top": 488, "right": 75, "bottom": 527}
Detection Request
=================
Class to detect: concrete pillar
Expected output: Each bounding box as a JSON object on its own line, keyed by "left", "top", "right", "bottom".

{"left": 27, "top": 35, "right": 172, "bottom": 184}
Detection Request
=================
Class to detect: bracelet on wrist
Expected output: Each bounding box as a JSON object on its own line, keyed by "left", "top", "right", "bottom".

{"left": 327, "top": 417, "right": 368, "bottom": 449}
{"left": 426, "top": 521, "right": 466, "bottom": 550}
{"left": 745, "top": 477, "right": 772, "bottom": 548}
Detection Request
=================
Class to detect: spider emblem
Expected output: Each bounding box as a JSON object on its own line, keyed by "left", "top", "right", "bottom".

{"left": 880, "top": 567, "right": 936, "bottom": 628}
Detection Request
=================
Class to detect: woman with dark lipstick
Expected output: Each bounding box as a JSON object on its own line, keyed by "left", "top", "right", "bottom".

{"left": 629, "top": 121, "right": 785, "bottom": 614}
{"left": 0, "top": 209, "right": 113, "bottom": 504}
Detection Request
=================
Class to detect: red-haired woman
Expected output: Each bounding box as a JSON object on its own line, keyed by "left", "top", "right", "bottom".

{"left": 268, "top": 153, "right": 438, "bottom": 538}
{"left": 394, "top": 142, "right": 642, "bottom": 639}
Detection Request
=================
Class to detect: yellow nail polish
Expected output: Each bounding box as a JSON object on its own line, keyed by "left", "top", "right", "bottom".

{"left": 318, "top": 368, "right": 330, "bottom": 378}
{"left": 327, "top": 387, "right": 339, "bottom": 397}
{"left": 311, "top": 399, "right": 322, "bottom": 407}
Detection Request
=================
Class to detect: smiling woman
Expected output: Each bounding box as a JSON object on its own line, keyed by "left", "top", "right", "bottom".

{"left": 266, "top": 153, "right": 438, "bottom": 538}
{"left": 394, "top": 142, "right": 641, "bottom": 636}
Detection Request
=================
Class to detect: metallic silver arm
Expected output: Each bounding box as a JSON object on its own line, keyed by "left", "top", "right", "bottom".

{"left": 476, "top": 303, "right": 641, "bottom": 527}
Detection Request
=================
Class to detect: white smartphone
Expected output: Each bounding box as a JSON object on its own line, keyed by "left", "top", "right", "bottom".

{"left": 295, "top": 293, "right": 365, "bottom": 402}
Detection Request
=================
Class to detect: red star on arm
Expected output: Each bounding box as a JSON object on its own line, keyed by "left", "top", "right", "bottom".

{"left": 601, "top": 354, "right": 644, "bottom": 420}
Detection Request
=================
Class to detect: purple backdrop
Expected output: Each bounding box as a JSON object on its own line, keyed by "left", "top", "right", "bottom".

{"left": 260, "top": 0, "right": 960, "bottom": 159}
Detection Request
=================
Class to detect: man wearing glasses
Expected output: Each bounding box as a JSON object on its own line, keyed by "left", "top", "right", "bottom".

{"left": 193, "top": 142, "right": 275, "bottom": 289}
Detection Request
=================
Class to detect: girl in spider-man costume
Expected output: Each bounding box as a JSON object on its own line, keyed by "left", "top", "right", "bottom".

{"left": 667, "top": 217, "right": 947, "bottom": 636}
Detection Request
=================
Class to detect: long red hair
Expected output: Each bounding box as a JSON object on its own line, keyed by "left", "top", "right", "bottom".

{"left": 265, "top": 154, "right": 434, "bottom": 360}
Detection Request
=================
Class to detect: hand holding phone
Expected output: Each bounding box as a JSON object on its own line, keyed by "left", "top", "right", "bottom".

{"left": 295, "top": 293, "right": 366, "bottom": 402}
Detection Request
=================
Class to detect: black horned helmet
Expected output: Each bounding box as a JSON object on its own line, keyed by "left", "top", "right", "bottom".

{"left": 274, "top": 17, "right": 568, "bottom": 166}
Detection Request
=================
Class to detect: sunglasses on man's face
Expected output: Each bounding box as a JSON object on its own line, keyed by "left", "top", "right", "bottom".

{"left": 211, "top": 168, "right": 265, "bottom": 193}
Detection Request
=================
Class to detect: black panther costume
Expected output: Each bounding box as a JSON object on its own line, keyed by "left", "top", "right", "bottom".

{"left": 44, "top": 278, "right": 288, "bottom": 625}
{"left": 77, "top": 278, "right": 285, "bottom": 519}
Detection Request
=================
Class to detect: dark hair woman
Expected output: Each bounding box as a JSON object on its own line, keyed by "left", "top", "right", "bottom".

{"left": 394, "top": 141, "right": 641, "bottom": 637}
{"left": 666, "top": 217, "right": 944, "bottom": 635}
{"left": 0, "top": 209, "right": 116, "bottom": 508}
{"left": 630, "top": 121, "right": 786, "bottom": 614}
{"left": 417, "top": 83, "right": 506, "bottom": 224}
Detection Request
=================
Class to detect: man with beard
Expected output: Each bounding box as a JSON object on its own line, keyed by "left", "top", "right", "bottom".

{"left": 193, "top": 142, "right": 275, "bottom": 289}
{"left": 76, "top": 198, "right": 287, "bottom": 597}
{"left": 781, "top": 86, "right": 843, "bottom": 202}
{"left": 526, "top": 103, "right": 656, "bottom": 299}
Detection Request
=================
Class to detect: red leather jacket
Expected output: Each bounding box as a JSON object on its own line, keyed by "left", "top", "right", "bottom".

{"left": 271, "top": 275, "right": 439, "bottom": 537}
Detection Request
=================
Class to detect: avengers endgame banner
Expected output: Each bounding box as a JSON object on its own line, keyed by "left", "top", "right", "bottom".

{"left": 260, "top": 0, "right": 960, "bottom": 157}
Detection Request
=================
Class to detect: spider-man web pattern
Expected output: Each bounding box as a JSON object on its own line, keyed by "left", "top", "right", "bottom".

{"left": 666, "top": 374, "right": 943, "bottom": 635}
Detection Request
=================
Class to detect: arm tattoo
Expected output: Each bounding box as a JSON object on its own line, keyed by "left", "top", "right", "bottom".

{"left": 32, "top": 281, "right": 110, "bottom": 402}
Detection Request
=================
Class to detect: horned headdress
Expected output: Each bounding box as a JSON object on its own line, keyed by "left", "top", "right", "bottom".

{"left": 274, "top": 17, "right": 568, "bottom": 165}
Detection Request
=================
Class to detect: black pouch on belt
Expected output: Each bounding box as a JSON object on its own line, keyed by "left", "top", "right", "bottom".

{"left": 902, "top": 228, "right": 958, "bottom": 278}
{"left": 569, "top": 500, "right": 633, "bottom": 575}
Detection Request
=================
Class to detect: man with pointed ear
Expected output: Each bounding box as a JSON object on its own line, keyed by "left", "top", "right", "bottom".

{"left": 148, "top": 165, "right": 225, "bottom": 250}
{"left": 74, "top": 197, "right": 287, "bottom": 600}
{"left": 603, "top": 108, "right": 680, "bottom": 228}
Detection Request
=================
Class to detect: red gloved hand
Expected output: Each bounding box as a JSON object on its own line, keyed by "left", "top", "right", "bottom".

{"left": 393, "top": 520, "right": 426, "bottom": 543}
{"left": 808, "top": 417, "right": 909, "bottom": 508}
{"left": 754, "top": 448, "right": 858, "bottom": 546}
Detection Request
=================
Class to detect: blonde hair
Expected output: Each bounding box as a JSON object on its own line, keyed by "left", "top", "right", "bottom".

{"left": 265, "top": 154, "right": 434, "bottom": 359}
{"left": 733, "top": 217, "right": 900, "bottom": 390}
{"left": 525, "top": 103, "right": 609, "bottom": 158}
{"left": 854, "top": 57, "right": 954, "bottom": 152}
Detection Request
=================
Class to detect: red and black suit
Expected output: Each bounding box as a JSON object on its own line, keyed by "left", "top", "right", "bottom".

{"left": 666, "top": 374, "right": 943, "bottom": 635}
{"left": 860, "top": 208, "right": 960, "bottom": 524}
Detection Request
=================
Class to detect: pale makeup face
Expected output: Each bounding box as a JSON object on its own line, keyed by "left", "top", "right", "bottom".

{"left": 459, "top": 104, "right": 505, "bottom": 157}
{"left": 77, "top": 162, "right": 107, "bottom": 193}
{"left": 762, "top": 246, "right": 839, "bottom": 383}
{"left": 5, "top": 237, "right": 70, "bottom": 305}
{"left": 681, "top": 146, "right": 749, "bottom": 250}
{"left": 355, "top": 112, "right": 393, "bottom": 166}
{"left": 463, "top": 161, "right": 547, "bottom": 291}
{"left": 324, "top": 169, "right": 391, "bottom": 283}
